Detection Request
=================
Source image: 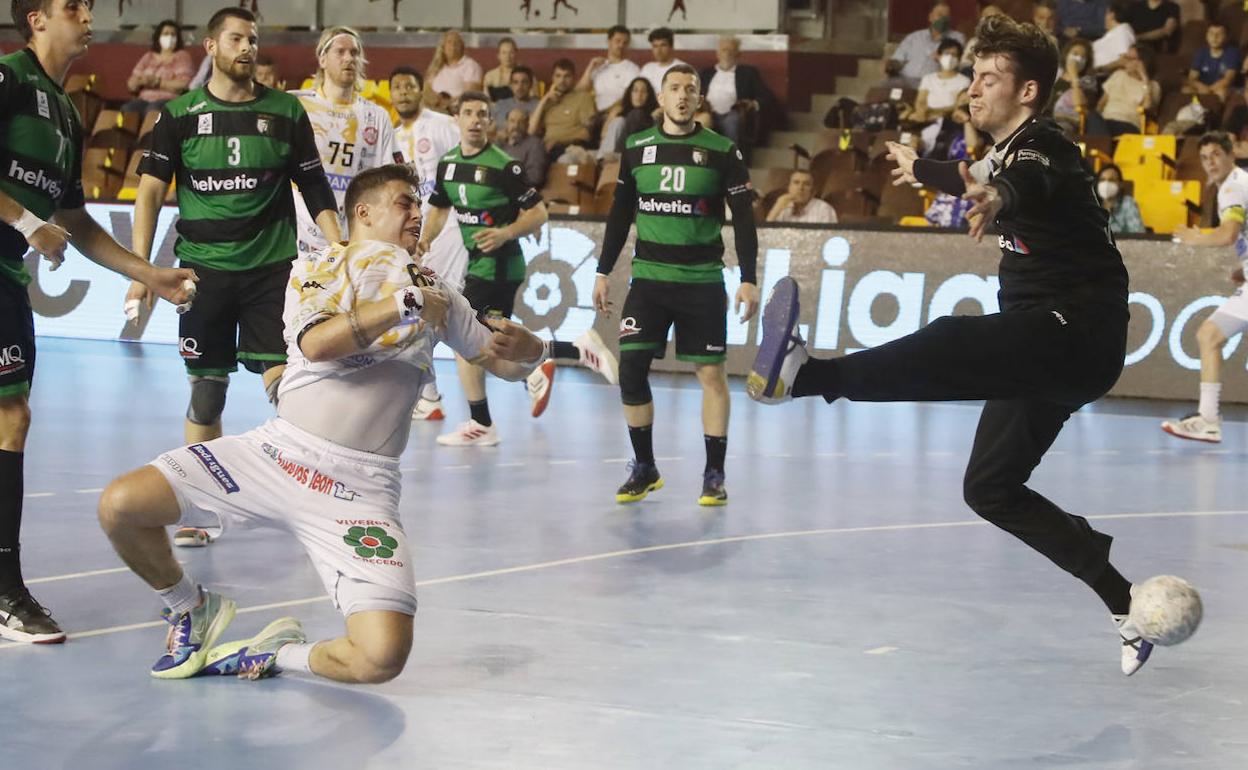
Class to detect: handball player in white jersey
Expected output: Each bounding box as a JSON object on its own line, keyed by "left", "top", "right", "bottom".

{"left": 97, "top": 164, "right": 551, "bottom": 684}
{"left": 390, "top": 64, "right": 469, "bottom": 420}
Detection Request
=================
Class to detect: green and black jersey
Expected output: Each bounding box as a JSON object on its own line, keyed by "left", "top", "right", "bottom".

{"left": 428, "top": 142, "right": 542, "bottom": 283}
{"left": 0, "top": 48, "right": 86, "bottom": 287}
{"left": 138, "top": 84, "right": 336, "bottom": 272}
{"left": 598, "top": 124, "right": 757, "bottom": 285}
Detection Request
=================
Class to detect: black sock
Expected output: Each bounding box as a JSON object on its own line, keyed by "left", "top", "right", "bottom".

{"left": 0, "top": 450, "right": 24, "bottom": 592}
{"left": 704, "top": 435, "right": 727, "bottom": 474}
{"left": 1092, "top": 563, "right": 1133, "bottom": 616}
{"left": 629, "top": 425, "right": 655, "bottom": 465}
{"left": 551, "top": 340, "right": 578, "bottom": 359}
{"left": 469, "top": 399, "right": 492, "bottom": 427}
{"left": 791, "top": 357, "right": 841, "bottom": 401}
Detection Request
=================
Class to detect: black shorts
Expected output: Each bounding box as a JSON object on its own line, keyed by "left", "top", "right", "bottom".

{"left": 178, "top": 260, "right": 291, "bottom": 376}
{"left": 462, "top": 276, "right": 522, "bottom": 320}
{"left": 618, "top": 279, "right": 727, "bottom": 363}
{"left": 0, "top": 276, "right": 34, "bottom": 398}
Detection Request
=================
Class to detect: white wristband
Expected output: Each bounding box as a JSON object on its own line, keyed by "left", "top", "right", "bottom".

{"left": 394, "top": 286, "right": 425, "bottom": 325}
{"left": 12, "top": 210, "right": 46, "bottom": 240}
{"left": 518, "top": 339, "right": 553, "bottom": 369}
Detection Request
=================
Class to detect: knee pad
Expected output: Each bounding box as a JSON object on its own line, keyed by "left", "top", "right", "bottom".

{"left": 186, "top": 375, "right": 229, "bottom": 425}
{"left": 618, "top": 349, "right": 654, "bottom": 406}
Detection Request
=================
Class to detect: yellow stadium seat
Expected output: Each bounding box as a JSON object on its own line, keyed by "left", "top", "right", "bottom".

{"left": 1113, "top": 134, "right": 1177, "bottom": 184}
{"left": 1133, "top": 178, "right": 1200, "bottom": 234}
{"left": 898, "top": 216, "right": 931, "bottom": 227}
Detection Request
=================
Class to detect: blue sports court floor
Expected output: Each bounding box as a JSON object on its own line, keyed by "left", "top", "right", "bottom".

{"left": 2, "top": 337, "right": 1246, "bottom": 769}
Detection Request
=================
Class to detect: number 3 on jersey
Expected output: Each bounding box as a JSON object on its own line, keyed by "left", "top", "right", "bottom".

{"left": 659, "top": 166, "right": 685, "bottom": 193}
{"left": 227, "top": 137, "right": 241, "bottom": 166}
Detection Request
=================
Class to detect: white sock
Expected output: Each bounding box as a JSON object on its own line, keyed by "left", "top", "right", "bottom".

{"left": 420, "top": 381, "right": 440, "bottom": 401}
{"left": 275, "top": 641, "right": 317, "bottom": 674}
{"left": 157, "top": 573, "right": 201, "bottom": 616}
{"left": 1199, "top": 382, "right": 1222, "bottom": 422}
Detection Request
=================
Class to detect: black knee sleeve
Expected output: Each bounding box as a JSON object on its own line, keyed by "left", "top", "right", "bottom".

{"left": 186, "top": 375, "right": 229, "bottom": 425}
{"left": 618, "top": 349, "right": 654, "bottom": 406}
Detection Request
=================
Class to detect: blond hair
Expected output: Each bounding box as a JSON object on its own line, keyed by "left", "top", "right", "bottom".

{"left": 313, "top": 26, "right": 368, "bottom": 94}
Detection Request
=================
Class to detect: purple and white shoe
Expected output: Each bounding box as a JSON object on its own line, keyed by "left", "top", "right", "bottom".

{"left": 200, "top": 617, "right": 306, "bottom": 680}
{"left": 746, "top": 276, "right": 808, "bottom": 404}
{"left": 1114, "top": 613, "right": 1154, "bottom": 676}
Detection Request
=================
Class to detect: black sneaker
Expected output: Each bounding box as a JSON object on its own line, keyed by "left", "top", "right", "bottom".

{"left": 616, "top": 460, "right": 663, "bottom": 503}
{"left": 0, "top": 587, "right": 66, "bottom": 644}
{"left": 698, "top": 469, "right": 728, "bottom": 506}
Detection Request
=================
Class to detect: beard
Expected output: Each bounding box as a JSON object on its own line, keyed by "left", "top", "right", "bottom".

{"left": 215, "top": 55, "right": 255, "bottom": 84}
{"left": 395, "top": 103, "right": 420, "bottom": 119}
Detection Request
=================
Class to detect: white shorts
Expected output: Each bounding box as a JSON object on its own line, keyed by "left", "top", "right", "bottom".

{"left": 423, "top": 217, "right": 469, "bottom": 292}
{"left": 149, "top": 418, "right": 416, "bottom": 616}
{"left": 1210, "top": 286, "right": 1248, "bottom": 337}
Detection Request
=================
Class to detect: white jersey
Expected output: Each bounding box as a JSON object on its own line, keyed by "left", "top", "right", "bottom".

{"left": 1216, "top": 166, "right": 1248, "bottom": 266}
{"left": 393, "top": 110, "right": 470, "bottom": 289}
{"left": 292, "top": 88, "right": 397, "bottom": 255}
{"left": 278, "top": 239, "right": 494, "bottom": 455}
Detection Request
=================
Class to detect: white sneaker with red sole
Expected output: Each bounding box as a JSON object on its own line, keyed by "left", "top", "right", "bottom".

{"left": 527, "top": 360, "right": 557, "bottom": 418}
{"left": 436, "top": 419, "right": 501, "bottom": 446}
{"left": 574, "top": 329, "right": 619, "bottom": 384}
{"left": 411, "top": 396, "right": 446, "bottom": 421}
{"left": 173, "top": 527, "right": 214, "bottom": 548}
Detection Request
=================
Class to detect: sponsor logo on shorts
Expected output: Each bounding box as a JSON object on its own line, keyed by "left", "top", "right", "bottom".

{"left": 187, "top": 444, "right": 240, "bottom": 494}
{"left": 619, "top": 316, "right": 641, "bottom": 338}
{"left": 0, "top": 344, "right": 25, "bottom": 377}
{"left": 179, "top": 337, "right": 201, "bottom": 359}
{"left": 706, "top": 344, "right": 725, "bottom": 352}
{"left": 338, "top": 520, "right": 404, "bottom": 566}
{"left": 997, "top": 234, "right": 1029, "bottom": 254}
{"left": 159, "top": 454, "right": 187, "bottom": 478}
{"left": 261, "top": 443, "right": 360, "bottom": 500}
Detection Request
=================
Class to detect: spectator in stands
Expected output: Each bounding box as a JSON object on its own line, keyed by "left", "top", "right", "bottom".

{"left": 578, "top": 26, "right": 641, "bottom": 118}
{"left": 491, "top": 65, "right": 538, "bottom": 129}
{"left": 1092, "top": 1, "right": 1135, "bottom": 72}
{"left": 1125, "top": 0, "right": 1180, "bottom": 54}
{"left": 914, "top": 38, "right": 971, "bottom": 127}
{"left": 1058, "top": 0, "right": 1108, "bottom": 41}
{"left": 483, "top": 37, "right": 518, "bottom": 102}
{"left": 698, "top": 35, "right": 772, "bottom": 149}
{"left": 1184, "top": 23, "right": 1239, "bottom": 102}
{"left": 960, "top": 4, "right": 1005, "bottom": 70}
{"left": 886, "top": 1, "right": 966, "bottom": 88}
{"left": 1097, "top": 44, "right": 1159, "bottom": 136}
{"left": 1034, "top": 1, "right": 1060, "bottom": 42}
{"left": 640, "top": 28, "right": 687, "bottom": 94}
{"left": 496, "top": 108, "right": 548, "bottom": 188}
{"left": 1096, "top": 163, "right": 1146, "bottom": 234}
{"left": 529, "top": 59, "right": 597, "bottom": 159}
{"left": 1052, "top": 38, "right": 1102, "bottom": 134}
{"left": 254, "top": 54, "right": 284, "bottom": 90}
{"left": 599, "top": 76, "right": 659, "bottom": 160}
{"left": 122, "top": 20, "right": 193, "bottom": 114}
{"left": 428, "top": 30, "right": 483, "bottom": 107}
{"left": 766, "top": 169, "right": 838, "bottom": 225}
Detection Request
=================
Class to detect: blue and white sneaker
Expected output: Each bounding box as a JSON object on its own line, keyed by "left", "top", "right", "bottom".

{"left": 200, "top": 616, "right": 306, "bottom": 680}
{"left": 746, "top": 277, "right": 808, "bottom": 404}
{"left": 150, "top": 590, "right": 236, "bottom": 680}
{"left": 1114, "top": 613, "right": 1154, "bottom": 676}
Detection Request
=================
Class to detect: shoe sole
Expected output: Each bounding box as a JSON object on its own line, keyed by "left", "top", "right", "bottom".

{"left": 0, "top": 625, "right": 67, "bottom": 644}
{"left": 151, "top": 597, "right": 238, "bottom": 680}
{"left": 173, "top": 528, "right": 213, "bottom": 548}
{"left": 697, "top": 494, "right": 728, "bottom": 507}
{"left": 1160, "top": 424, "right": 1221, "bottom": 443}
{"left": 747, "top": 277, "right": 800, "bottom": 400}
{"left": 531, "top": 365, "right": 556, "bottom": 418}
{"left": 616, "top": 478, "right": 664, "bottom": 503}
{"left": 436, "top": 435, "right": 501, "bottom": 447}
{"left": 412, "top": 409, "right": 445, "bottom": 421}
{"left": 201, "top": 617, "right": 305, "bottom": 678}
{"left": 581, "top": 330, "right": 620, "bottom": 385}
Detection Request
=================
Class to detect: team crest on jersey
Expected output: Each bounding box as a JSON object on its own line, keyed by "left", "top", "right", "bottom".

{"left": 444, "top": 162, "right": 456, "bottom": 180}
{"left": 474, "top": 167, "right": 488, "bottom": 184}
{"left": 35, "top": 90, "right": 50, "bottom": 119}
{"left": 256, "top": 117, "right": 271, "bottom": 135}
{"left": 198, "top": 114, "right": 213, "bottom": 135}
{"left": 363, "top": 126, "right": 378, "bottom": 145}
{"left": 691, "top": 149, "right": 707, "bottom": 166}
{"left": 642, "top": 145, "right": 657, "bottom": 164}
{"left": 417, "top": 137, "right": 431, "bottom": 154}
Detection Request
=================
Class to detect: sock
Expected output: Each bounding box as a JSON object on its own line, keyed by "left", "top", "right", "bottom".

{"left": 469, "top": 399, "right": 492, "bottom": 427}
{"left": 791, "top": 357, "right": 840, "bottom": 401}
{"left": 1092, "top": 563, "right": 1133, "bottom": 616}
{"left": 704, "top": 435, "right": 727, "bottom": 474}
{"left": 551, "top": 340, "right": 578, "bottom": 360}
{"left": 420, "top": 380, "right": 440, "bottom": 402}
{"left": 1198, "top": 382, "right": 1221, "bottom": 422}
{"left": 157, "top": 573, "right": 202, "bottom": 616}
{"left": 629, "top": 425, "right": 655, "bottom": 465}
{"left": 0, "top": 450, "right": 23, "bottom": 592}
{"left": 275, "top": 640, "right": 317, "bottom": 674}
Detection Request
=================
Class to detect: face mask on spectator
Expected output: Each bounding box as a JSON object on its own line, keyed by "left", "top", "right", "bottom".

{"left": 160, "top": 34, "right": 177, "bottom": 51}
{"left": 939, "top": 54, "right": 958, "bottom": 71}
{"left": 1068, "top": 53, "right": 1086, "bottom": 69}
{"left": 1098, "top": 180, "right": 1120, "bottom": 201}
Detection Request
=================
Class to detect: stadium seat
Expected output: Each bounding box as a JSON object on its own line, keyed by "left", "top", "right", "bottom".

{"left": 876, "top": 181, "right": 927, "bottom": 221}
{"left": 1134, "top": 178, "right": 1202, "bottom": 233}
{"left": 65, "top": 73, "right": 103, "bottom": 131}
{"left": 810, "top": 147, "right": 865, "bottom": 197}
{"left": 541, "top": 162, "right": 597, "bottom": 208}
{"left": 1113, "top": 134, "right": 1177, "bottom": 183}
{"left": 81, "top": 147, "right": 127, "bottom": 201}
{"left": 90, "top": 110, "right": 140, "bottom": 152}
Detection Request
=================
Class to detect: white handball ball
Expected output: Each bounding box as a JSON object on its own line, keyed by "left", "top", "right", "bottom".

{"left": 1129, "top": 575, "right": 1203, "bottom": 646}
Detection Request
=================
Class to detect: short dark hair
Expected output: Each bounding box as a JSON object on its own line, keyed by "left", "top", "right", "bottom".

{"left": 608, "top": 24, "right": 630, "bottom": 40}
{"left": 207, "top": 7, "right": 256, "bottom": 39}
{"left": 1199, "top": 131, "right": 1233, "bottom": 154}
{"left": 1097, "top": 162, "right": 1123, "bottom": 181}
{"left": 457, "top": 90, "right": 492, "bottom": 112}
{"left": 498, "top": 36, "right": 517, "bottom": 50}
{"left": 1208, "top": 21, "right": 1228, "bottom": 33}
{"left": 389, "top": 64, "right": 424, "bottom": 90}
{"left": 648, "top": 27, "right": 674, "bottom": 45}
{"left": 1107, "top": 0, "right": 1130, "bottom": 23}
{"left": 150, "top": 19, "right": 182, "bottom": 52}
{"left": 511, "top": 64, "right": 534, "bottom": 82}
{"left": 552, "top": 57, "right": 576, "bottom": 75}
{"left": 344, "top": 164, "right": 420, "bottom": 224}
{"left": 11, "top": 0, "right": 51, "bottom": 41}
{"left": 971, "top": 13, "right": 1059, "bottom": 112}
{"left": 938, "top": 36, "right": 964, "bottom": 58}
{"left": 660, "top": 62, "right": 699, "bottom": 89}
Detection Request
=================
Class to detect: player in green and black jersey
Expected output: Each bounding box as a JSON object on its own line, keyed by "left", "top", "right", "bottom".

{"left": 416, "top": 91, "right": 551, "bottom": 447}
{"left": 127, "top": 7, "right": 338, "bottom": 458}
{"left": 593, "top": 64, "right": 760, "bottom": 506}
{"left": 0, "top": 0, "right": 197, "bottom": 643}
